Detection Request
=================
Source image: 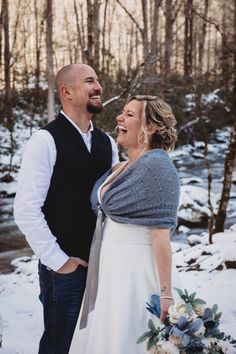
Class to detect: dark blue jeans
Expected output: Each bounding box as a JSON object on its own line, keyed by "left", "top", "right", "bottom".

{"left": 38, "top": 262, "right": 87, "bottom": 354}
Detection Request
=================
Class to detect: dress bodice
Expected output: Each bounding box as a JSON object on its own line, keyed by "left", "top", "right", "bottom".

{"left": 90, "top": 161, "right": 128, "bottom": 214}
{"left": 90, "top": 169, "right": 111, "bottom": 214}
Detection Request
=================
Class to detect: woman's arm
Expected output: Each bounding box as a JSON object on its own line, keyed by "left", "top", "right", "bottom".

{"left": 150, "top": 228, "right": 173, "bottom": 322}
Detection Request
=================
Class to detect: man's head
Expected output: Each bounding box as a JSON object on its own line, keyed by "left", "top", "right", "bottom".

{"left": 56, "top": 64, "right": 103, "bottom": 115}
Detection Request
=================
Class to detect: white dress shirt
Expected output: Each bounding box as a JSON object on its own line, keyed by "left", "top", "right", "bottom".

{"left": 14, "top": 112, "right": 119, "bottom": 271}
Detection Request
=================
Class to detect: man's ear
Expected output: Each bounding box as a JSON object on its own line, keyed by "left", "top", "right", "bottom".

{"left": 61, "top": 85, "right": 72, "bottom": 100}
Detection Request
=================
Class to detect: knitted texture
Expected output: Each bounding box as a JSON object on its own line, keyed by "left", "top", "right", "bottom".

{"left": 91, "top": 149, "right": 180, "bottom": 230}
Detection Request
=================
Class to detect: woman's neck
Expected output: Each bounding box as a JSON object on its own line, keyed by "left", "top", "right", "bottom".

{"left": 127, "top": 145, "right": 149, "bottom": 165}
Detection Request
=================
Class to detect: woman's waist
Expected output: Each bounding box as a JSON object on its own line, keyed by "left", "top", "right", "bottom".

{"left": 102, "top": 217, "right": 152, "bottom": 245}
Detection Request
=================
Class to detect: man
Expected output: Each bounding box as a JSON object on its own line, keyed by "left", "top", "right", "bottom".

{"left": 14, "top": 64, "right": 119, "bottom": 354}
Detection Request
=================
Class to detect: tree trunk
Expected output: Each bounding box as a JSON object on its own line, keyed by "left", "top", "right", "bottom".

{"left": 45, "top": 0, "right": 55, "bottom": 122}
{"left": 214, "top": 0, "right": 236, "bottom": 234}
{"left": 141, "top": 0, "right": 149, "bottom": 61}
{"left": 150, "top": 0, "right": 162, "bottom": 77}
{"left": 164, "top": 0, "right": 174, "bottom": 77}
{"left": 0, "top": 3, "right": 3, "bottom": 72}
{"left": 214, "top": 122, "right": 236, "bottom": 233}
{"left": 64, "top": 6, "right": 73, "bottom": 63}
{"left": 198, "top": 0, "right": 209, "bottom": 76}
{"left": 2, "top": 0, "right": 11, "bottom": 107}
{"left": 34, "top": 0, "right": 41, "bottom": 96}
{"left": 184, "top": 0, "right": 193, "bottom": 81}
{"left": 93, "top": 0, "right": 101, "bottom": 73}
{"left": 87, "top": 0, "right": 94, "bottom": 67}
{"left": 101, "top": 0, "right": 109, "bottom": 73}
{"left": 73, "top": 0, "right": 86, "bottom": 62}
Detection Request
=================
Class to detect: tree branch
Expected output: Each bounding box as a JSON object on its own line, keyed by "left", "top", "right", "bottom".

{"left": 103, "top": 62, "right": 144, "bottom": 107}
{"left": 116, "top": 0, "right": 143, "bottom": 35}
{"left": 192, "top": 7, "right": 236, "bottom": 55}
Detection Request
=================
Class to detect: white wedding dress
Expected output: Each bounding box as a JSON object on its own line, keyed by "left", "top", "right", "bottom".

{"left": 69, "top": 164, "right": 181, "bottom": 354}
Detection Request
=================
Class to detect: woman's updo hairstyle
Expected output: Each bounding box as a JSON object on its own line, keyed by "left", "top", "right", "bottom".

{"left": 127, "top": 95, "right": 177, "bottom": 151}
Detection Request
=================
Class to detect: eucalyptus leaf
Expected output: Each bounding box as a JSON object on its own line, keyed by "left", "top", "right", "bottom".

{"left": 212, "top": 304, "right": 218, "bottom": 314}
{"left": 202, "top": 307, "right": 213, "bottom": 320}
{"left": 189, "top": 292, "right": 197, "bottom": 302}
{"left": 174, "top": 287, "right": 184, "bottom": 297}
{"left": 185, "top": 302, "right": 193, "bottom": 313}
{"left": 215, "top": 332, "right": 225, "bottom": 340}
{"left": 204, "top": 319, "right": 216, "bottom": 329}
{"left": 214, "top": 312, "right": 222, "bottom": 321}
{"left": 137, "top": 331, "right": 153, "bottom": 343}
{"left": 193, "top": 299, "right": 206, "bottom": 305}
{"left": 147, "top": 336, "right": 156, "bottom": 351}
{"left": 184, "top": 289, "right": 189, "bottom": 298}
{"left": 148, "top": 319, "right": 157, "bottom": 332}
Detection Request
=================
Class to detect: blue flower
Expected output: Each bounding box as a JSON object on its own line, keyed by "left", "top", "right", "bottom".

{"left": 146, "top": 294, "right": 161, "bottom": 318}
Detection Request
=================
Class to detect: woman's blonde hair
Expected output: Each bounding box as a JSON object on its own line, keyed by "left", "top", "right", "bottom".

{"left": 126, "top": 95, "right": 177, "bottom": 151}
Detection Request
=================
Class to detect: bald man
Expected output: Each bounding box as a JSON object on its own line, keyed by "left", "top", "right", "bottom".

{"left": 14, "top": 64, "right": 119, "bottom": 354}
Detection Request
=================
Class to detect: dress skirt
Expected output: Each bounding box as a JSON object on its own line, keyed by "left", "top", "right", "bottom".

{"left": 69, "top": 217, "right": 181, "bottom": 354}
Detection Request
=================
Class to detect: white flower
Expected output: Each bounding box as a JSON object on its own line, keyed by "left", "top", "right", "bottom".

{"left": 150, "top": 341, "right": 180, "bottom": 354}
{"left": 201, "top": 338, "right": 218, "bottom": 352}
{"left": 168, "top": 299, "right": 196, "bottom": 324}
{"left": 193, "top": 303, "right": 206, "bottom": 317}
{"left": 202, "top": 338, "right": 211, "bottom": 347}
{"left": 194, "top": 322, "right": 205, "bottom": 336}
{"left": 157, "top": 341, "right": 180, "bottom": 354}
{"left": 169, "top": 334, "right": 183, "bottom": 347}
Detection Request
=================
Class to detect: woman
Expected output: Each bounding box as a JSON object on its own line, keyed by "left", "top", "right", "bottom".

{"left": 69, "top": 95, "right": 181, "bottom": 354}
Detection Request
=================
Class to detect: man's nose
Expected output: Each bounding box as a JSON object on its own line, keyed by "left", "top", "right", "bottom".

{"left": 94, "top": 80, "right": 102, "bottom": 92}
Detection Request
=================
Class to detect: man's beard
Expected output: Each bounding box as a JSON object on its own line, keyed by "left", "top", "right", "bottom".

{"left": 87, "top": 102, "right": 103, "bottom": 114}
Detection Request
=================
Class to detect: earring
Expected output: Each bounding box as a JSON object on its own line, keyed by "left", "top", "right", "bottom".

{"left": 144, "top": 131, "right": 148, "bottom": 145}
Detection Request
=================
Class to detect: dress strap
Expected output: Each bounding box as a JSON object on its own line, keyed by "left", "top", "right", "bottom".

{"left": 79, "top": 205, "right": 104, "bottom": 329}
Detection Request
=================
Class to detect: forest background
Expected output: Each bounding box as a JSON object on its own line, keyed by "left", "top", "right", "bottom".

{"left": 0, "top": 0, "right": 236, "bottom": 236}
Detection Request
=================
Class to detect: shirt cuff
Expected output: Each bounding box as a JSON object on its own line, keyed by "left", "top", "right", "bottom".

{"left": 40, "top": 251, "right": 70, "bottom": 272}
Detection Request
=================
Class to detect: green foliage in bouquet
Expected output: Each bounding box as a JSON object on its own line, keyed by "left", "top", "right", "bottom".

{"left": 137, "top": 289, "right": 236, "bottom": 354}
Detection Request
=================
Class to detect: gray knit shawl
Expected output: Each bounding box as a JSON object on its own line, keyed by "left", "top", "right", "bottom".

{"left": 95, "top": 148, "right": 180, "bottom": 229}
{"left": 79, "top": 149, "right": 180, "bottom": 330}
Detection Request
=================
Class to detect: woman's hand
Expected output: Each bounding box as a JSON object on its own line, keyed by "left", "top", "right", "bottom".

{"left": 160, "top": 297, "right": 174, "bottom": 322}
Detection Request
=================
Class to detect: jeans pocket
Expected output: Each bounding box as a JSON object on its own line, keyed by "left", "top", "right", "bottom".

{"left": 54, "top": 265, "right": 82, "bottom": 278}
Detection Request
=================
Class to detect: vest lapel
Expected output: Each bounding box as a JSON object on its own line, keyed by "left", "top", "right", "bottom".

{"left": 57, "top": 113, "right": 91, "bottom": 155}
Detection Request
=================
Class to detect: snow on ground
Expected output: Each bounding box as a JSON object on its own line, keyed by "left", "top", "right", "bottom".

{"left": 0, "top": 257, "right": 42, "bottom": 354}
{"left": 1, "top": 228, "right": 236, "bottom": 353}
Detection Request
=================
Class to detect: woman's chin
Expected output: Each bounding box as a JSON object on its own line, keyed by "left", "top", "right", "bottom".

{"left": 116, "top": 137, "right": 125, "bottom": 146}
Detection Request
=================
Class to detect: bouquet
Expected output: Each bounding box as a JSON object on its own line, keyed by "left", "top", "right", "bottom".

{"left": 137, "top": 288, "right": 236, "bottom": 354}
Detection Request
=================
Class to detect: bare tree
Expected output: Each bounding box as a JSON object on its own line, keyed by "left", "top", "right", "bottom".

{"left": 214, "top": 0, "right": 236, "bottom": 233}
{"left": 45, "top": 0, "right": 55, "bottom": 122}
{"left": 73, "top": 0, "right": 86, "bottom": 63}
{"left": 0, "top": 2, "right": 3, "bottom": 76}
{"left": 221, "top": 3, "right": 230, "bottom": 90}
{"left": 2, "top": 0, "right": 11, "bottom": 109}
{"left": 34, "top": 0, "right": 44, "bottom": 96}
{"left": 198, "top": 0, "right": 209, "bottom": 76}
{"left": 149, "top": 0, "right": 162, "bottom": 78}
{"left": 101, "top": 0, "right": 109, "bottom": 73}
{"left": 184, "top": 0, "right": 193, "bottom": 81}
{"left": 86, "top": 0, "right": 101, "bottom": 73}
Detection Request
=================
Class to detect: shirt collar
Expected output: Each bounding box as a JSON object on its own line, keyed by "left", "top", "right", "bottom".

{"left": 60, "top": 110, "right": 94, "bottom": 135}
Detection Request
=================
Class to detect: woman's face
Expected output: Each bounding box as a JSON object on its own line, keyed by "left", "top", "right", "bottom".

{"left": 116, "top": 100, "right": 144, "bottom": 149}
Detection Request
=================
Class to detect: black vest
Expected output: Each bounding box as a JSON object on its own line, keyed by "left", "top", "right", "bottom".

{"left": 42, "top": 113, "right": 112, "bottom": 261}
